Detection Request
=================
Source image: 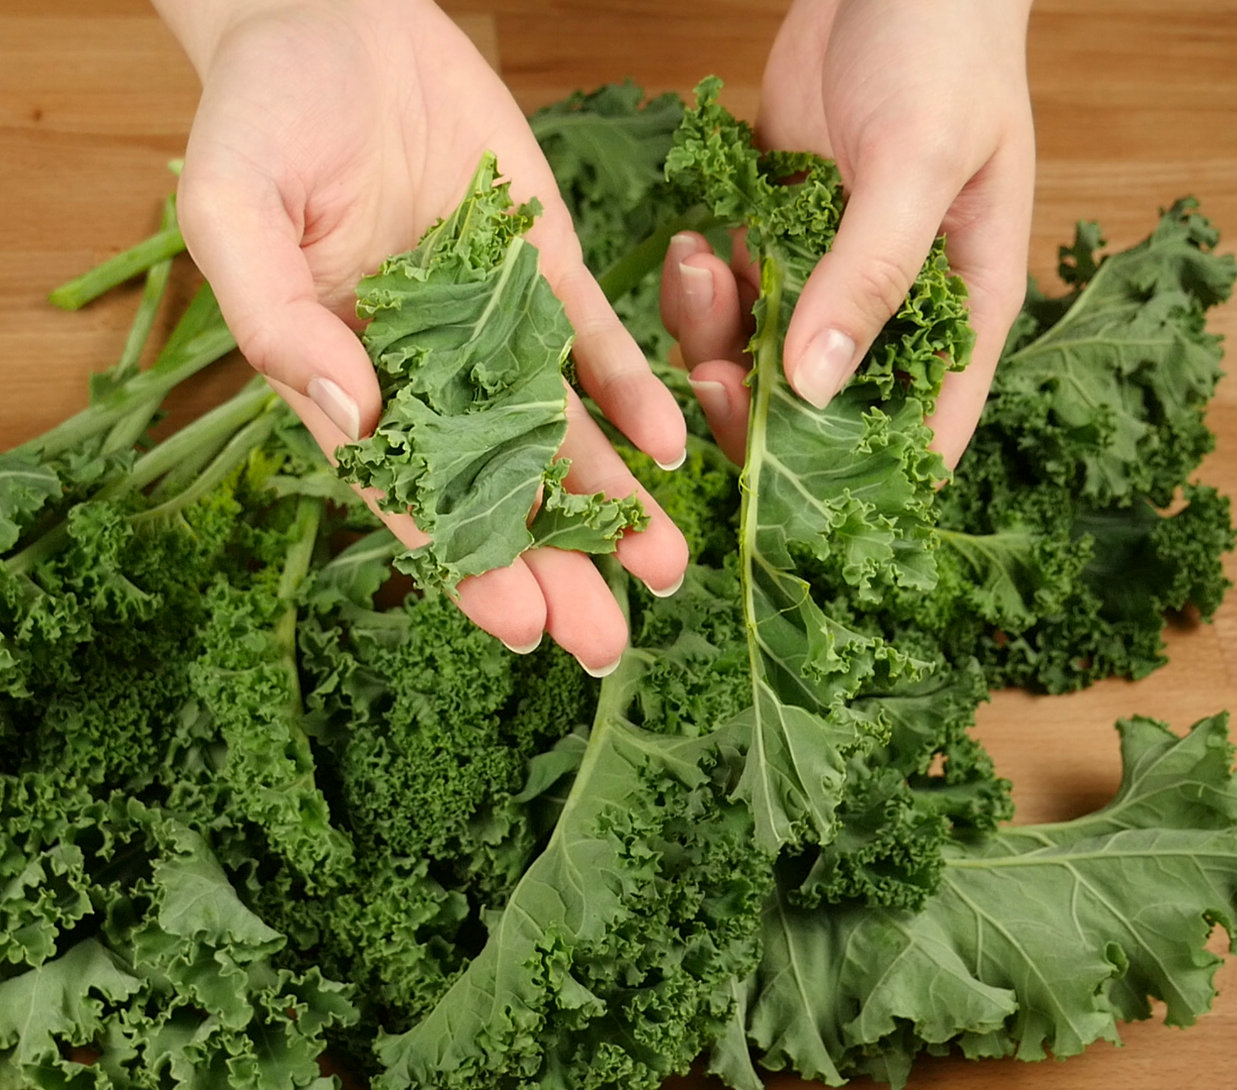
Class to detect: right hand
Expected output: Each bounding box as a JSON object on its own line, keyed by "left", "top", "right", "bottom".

{"left": 153, "top": 0, "right": 689, "bottom": 674}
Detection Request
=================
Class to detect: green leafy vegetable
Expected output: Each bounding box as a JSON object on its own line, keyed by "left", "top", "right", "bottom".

{"left": 334, "top": 153, "right": 645, "bottom": 591}
{"left": 932, "top": 199, "right": 1236, "bottom": 693}
{"left": 0, "top": 454, "right": 61, "bottom": 552}
{"left": 2, "top": 78, "right": 1235, "bottom": 1090}
{"left": 976, "top": 201, "right": 1234, "bottom": 508}
{"left": 664, "top": 77, "right": 976, "bottom": 862}
{"left": 739, "top": 715, "right": 1237, "bottom": 1086}
{"left": 529, "top": 80, "right": 714, "bottom": 356}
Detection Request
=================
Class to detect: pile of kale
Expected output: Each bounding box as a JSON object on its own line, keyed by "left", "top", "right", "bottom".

{"left": 1, "top": 80, "right": 1235, "bottom": 1090}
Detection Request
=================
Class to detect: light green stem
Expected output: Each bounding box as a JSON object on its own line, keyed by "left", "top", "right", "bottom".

{"left": 101, "top": 197, "right": 182, "bottom": 454}
{"left": 7, "top": 382, "right": 277, "bottom": 576}
{"left": 597, "top": 206, "right": 720, "bottom": 302}
{"left": 48, "top": 226, "right": 186, "bottom": 311}
{"left": 14, "top": 333, "right": 236, "bottom": 464}
{"left": 274, "top": 495, "right": 325, "bottom": 711}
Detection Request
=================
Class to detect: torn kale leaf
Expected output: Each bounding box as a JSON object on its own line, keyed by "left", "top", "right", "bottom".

{"left": 335, "top": 153, "right": 645, "bottom": 591}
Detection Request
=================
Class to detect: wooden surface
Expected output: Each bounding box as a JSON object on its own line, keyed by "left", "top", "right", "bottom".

{"left": 3, "top": 1, "right": 1237, "bottom": 1087}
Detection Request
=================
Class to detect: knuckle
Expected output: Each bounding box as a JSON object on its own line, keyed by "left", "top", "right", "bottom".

{"left": 856, "top": 126, "right": 949, "bottom": 189}
{"left": 570, "top": 466, "right": 639, "bottom": 502}
{"left": 173, "top": 168, "right": 232, "bottom": 248}
{"left": 591, "top": 471, "right": 640, "bottom": 500}
{"left": 232, "top": 316, "right": 281, "bottom": 380}
{"left": 966, "top": 265, "right": 1031, "bottom": 331}
{"left": 537, "top": 236, "right": 589, "bottom": 298}
{"left": 571, "top": 308, "right": 618, "bottom": 348}
{"left": 563, "top": 388, "right": 596, "bottom": 427}
{"left": 853, "top": 251, "right": 917, "bottom": 320}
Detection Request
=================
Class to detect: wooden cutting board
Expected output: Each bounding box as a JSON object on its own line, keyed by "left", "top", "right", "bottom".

{"left": 2, "top": 2, "right": 1236, "bottom": 1088}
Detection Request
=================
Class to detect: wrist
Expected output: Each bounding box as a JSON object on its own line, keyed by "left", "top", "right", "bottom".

{"left": 150, "top": 0, "right": 319, "bottom": 77}
{"left": 152, "top": 0, "right": 441, "bottom": 79}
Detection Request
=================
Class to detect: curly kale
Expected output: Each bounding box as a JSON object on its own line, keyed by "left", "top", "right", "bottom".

{"left": 299, "top": 585, "right": 595, "bottom": 901}
{"left": 972, "top": 200, "right": 1234, "bottom": 509}
{"left": 933, "top": 200, "right": 1237, "bottom": 693}
{"left": 333, "top": 154, "right": 644, "bottom": 592}
{"left": 374, "top": 668, "right": 773, "bottom": 1090}
{"left": 3, "top": 78, "right": 1236, "bottom": 1090}
{"left": 530, "top": 80, "right": 705, "bottom": 359}
{"left": 734, "top": 715, "right": 1237, "bottom": 1090}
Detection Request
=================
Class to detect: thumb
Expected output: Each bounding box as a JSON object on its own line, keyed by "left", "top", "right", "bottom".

{"left": 176, "top": 166, "right": 382, "bottom": 440}
{"left": 783, "top": 167, "right": 952, "bottom": 409}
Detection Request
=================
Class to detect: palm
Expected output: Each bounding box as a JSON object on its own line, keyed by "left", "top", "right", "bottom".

{"left": 188, "top": 2, "right": 559, "bottom": 322}
{"left": 172, "top": 0, "right": 688, "bottom": 671}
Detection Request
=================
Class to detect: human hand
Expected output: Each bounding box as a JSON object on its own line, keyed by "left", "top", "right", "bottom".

{"left": 152, "top": 0, "right": 688, "bottom": 674}
{"left": 662, "top": 0, "right": 1036, "bottom": 468}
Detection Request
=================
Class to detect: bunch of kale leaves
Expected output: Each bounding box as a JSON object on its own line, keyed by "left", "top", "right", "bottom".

{"left": 2, "top": 78, "right": 1236, "bottom": 1090}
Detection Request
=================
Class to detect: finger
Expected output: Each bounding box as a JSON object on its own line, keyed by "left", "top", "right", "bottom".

{"left": 662, "top": 231, "right": 758, "bottom": 355}
{"left": 522, "top": 546, "right": 629, "bottom": 677}
{"left": 928, "top": 365, "right": 994, "bottom": 473}
{"left": 729, "top": 227, "right": 763, "bottom": 304}
{"left": 280, "top": 378, "right": 419, "bottom": 528}
{"left": 533, "top": 205, "right": 688, "bottom": 471}
{"left": 660, "top": 231, "right": 710, "bottom": 340}
{"left": 176, "top": 161, "right": 382, "bottom": 441}
{"left": 783, "top": 161, "right": 956, "bottom": 410}
{"left": 928, "top": 261, "right": 1027, "bottom": 470}
{"left": 281, "top": 378, "right": 550, "bottom": 650}
{"left": 688, "top": 359, "right": 752, "bottom": 466}
{"left": 929, "top": 143, "right": 1035, "bottom": 468}
{"left": 560, "top": 388, "right": 689, "bottom": 592}
{"left": 673, "top": 252, "right": 750, "bottom": 369}
{"left": 453, "top": 563, "right": 549, "bottom": 653}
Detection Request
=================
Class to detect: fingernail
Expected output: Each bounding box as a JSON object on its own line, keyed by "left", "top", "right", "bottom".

{"left": 667, "top": 232, "right": 701, "bottom": 267}
{"left": 655, "top": 448, "right": 687, "bottom": 471}
{"left": 647, "top": 572, "right": 685, "bottom": 599}
{"left": 502, "top": 634, "right": 543, "bottom": 655}
{"left": 689, "top": 377, "right": 730, "bottom": 422}
{"left": 581, "top": 655, "right": 622, "bottom": 679}
{"left": 679, "top": 261, "right": 714, "bottom": 313}
{"left": 794, "top": 328, "right": 856, "bottom": 409}
{"left": 307, "top": 376, "right": 362, "bottom": 441}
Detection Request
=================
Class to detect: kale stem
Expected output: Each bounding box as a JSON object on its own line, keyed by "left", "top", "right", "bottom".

{"left": 116, "top": 380, "right": 276, "bottom": 500}
{"left": 8, "top": 527, "right": 62, "bottom": 578}
{"left": 47, "top": 226, "right": 187, "bottom": 311}
{"left": 131, "top": 403, "right": 283, "bottom": 526}
{"left": 317, "top": 526, "right": 400, "bottom": 576}
{"left": 597, "top": 205, "right": 721, "bottom": 303}
{"left": 6, "top": 382, "right": 277, "bottom": 577}
{"left": 278, "top": 496, "right": 324, "bottom": 620}
{"left": 274, "top": 495, "right": 325, "bottom": 710}
{"left": 101, "top": 197, "right": 182, "bottom": 454}
{"left": 13, "top": 334, "right": 236, "bottom": 464}
{"left": 145, "top": 384, "right": 287, "bottom": 506}
{"left": 114, "top": 197, "right": 179, "bottom": 383}
{"left": 740, "top": 255, "right": 784, "bottom": 675}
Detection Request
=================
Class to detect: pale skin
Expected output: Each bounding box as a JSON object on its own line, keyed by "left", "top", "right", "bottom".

{"left": 152, "top": 0, "right": 1035, "bottom": 668}
{"left": 151, "top": 0, "right": 690, "bottom": 676}
{"left": 663, "top": 0, "right": 1036, "bottom": 470}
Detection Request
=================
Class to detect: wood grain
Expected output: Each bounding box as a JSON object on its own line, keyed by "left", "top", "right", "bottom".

{"left": 2, "top": 2, "right": 1236, "bottom": 1088}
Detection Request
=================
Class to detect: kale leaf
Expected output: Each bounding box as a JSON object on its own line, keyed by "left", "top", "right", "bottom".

{"left": 334, "top": 153, "right": 645, "bottom": 591}
{"left": 738, "top": 715, "right": 1237, "bottom": 1089}
{"left": 665, "top": 77, "right": 976, "bottom": 855}
{"left": 3, "top": 77, "right": 1236, "bottom": 1090}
